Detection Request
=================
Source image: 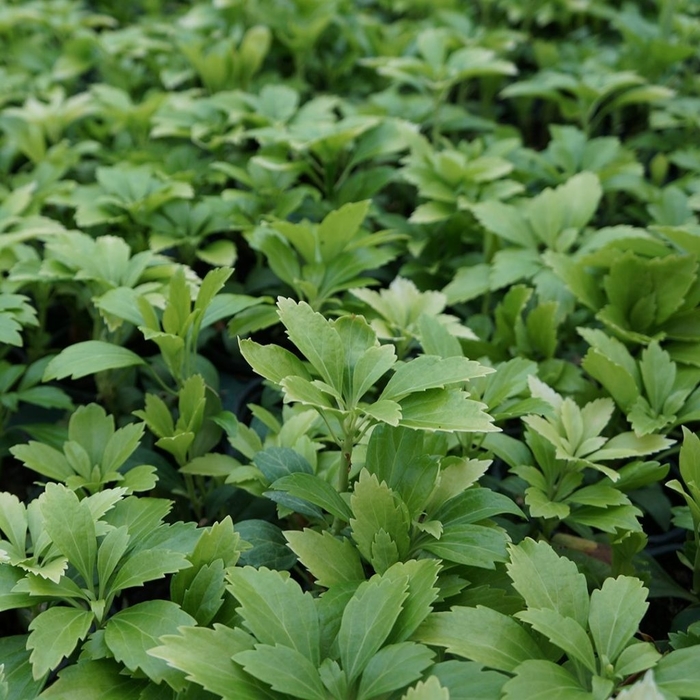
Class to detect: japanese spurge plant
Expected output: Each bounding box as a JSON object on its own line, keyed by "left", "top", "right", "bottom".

{"left": 240, "top": 297, "right": 497, "bottom": 493}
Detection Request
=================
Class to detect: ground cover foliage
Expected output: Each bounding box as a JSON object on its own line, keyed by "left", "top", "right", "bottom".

{"left": 1, "top": 0, "right": 700, "bottom": 697}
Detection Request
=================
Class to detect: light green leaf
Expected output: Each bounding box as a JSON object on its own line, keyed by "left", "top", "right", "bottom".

{"left": 680, "top": 427, "right": 700, "bottom": 488}
{"left": 104, "top": 600, "right": 195, "bottom": 689}
{"left": 0, "top": 493, "right": 27, "bottom": 554}
{"left": 381, "top": 355, "right": 493, "bottom": 402}
{"left": 101, "top": 422, "right": 144, "bottom": 475}
{"left": 473, "top": 201, "right": 536, "bottom": 247}
{"left": 38, "top": 659, "right": 149, "bottom": 699}
{"left": 352, "top": 345, "right": 397, "bottom": 402}
{"left": 109, "top": 549, "right": 190, "bottom": 594}
{"left": 415, "top": 606, "right": 543, "bottom": 673}
{"left": 40, "top": 484, "right": 96, "bottom": 585}
{"left": 443, "top": 263, "right": 491, "bottom": 304}
{"left": 421, "top": 523, "right": 509, "bottom": 569}
{"left": 350, "top": 470, "right": 411, "bottom": 562}
{"left": 182, "top": 453, "right": 240, "bottom": 477}
{"left": 149, "top": 625, "right": 264, "bottom": 700}
{"left": 10, "top": 442, "right": 72, "bottom": 482}
{"left": 399, "top": 388, "right": 497, "bottom": 433}
{"left": 614, "top": 642, "right": 661, "bottom": 678}
{"left": 502, "top": 660, "right": 596, "bottom": 700}
{"left": 363, "top": 399, "right": 401, "bottom": 426}
{"left": 402, "top": 676, "right": 450, "bottom": 700}
{"left": 28, "top": 607, "right": 93, "bottom": 679}
{"left": 227, "top": 566, "right": 320, "bottom": 664}
{"left": 96, "top": 526, "right": 130, "bottom": 591}
{"left": 277, "top": 298, "right": 345, "bottom": 392}
{"left": 239, "top": 338, "right": 311, "bottom": 384}
{"left": 43, "top": 341, "right": 145, "bottom": 380}
{"left": 588, "top": 576, "right": 648, "bottom": 664}
{"left": 383, "top": 559, "right": 441, "bottom": 644}
{"left": 337, "top": 573, "right": 409, "bottom": 683}
{"left": 586, "top": 433, "right": 673, "bottom": 463}
{"left": 318, "top": 200, "right": 371, "bottom": 261}
{"left": 284, "top": 530, "right": 364, "bottom": 588}
{"left": 506, "top": 538, "right": 589, "bottom": 626}
{"left": 357, "top": 643, "right": 434, "bottom": 700}
{"left": 654, "top": 647, "right": 700, "bottom": 699}
{"left": 517, "top": 608, "right": 596, "bottom": 672}
{"left": 233, "top": 644, "right": 326, "bottom": 700}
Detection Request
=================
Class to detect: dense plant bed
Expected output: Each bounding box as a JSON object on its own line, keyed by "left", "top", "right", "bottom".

{"left": 2, "top": 0, "right": 700, "bottom": 697}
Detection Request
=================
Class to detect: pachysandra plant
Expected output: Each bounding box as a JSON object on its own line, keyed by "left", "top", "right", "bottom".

{"left": 10, "top": 403, "right": 153, "bottom": 495}
{"left": 0, "top": 485, "right": 200, "bottom": 683}
{"left": 4, "top": 0, "right": 700, "bottom": 696}
{"left": 580, "top": 329, "right": 700, "bottom": 436}
{"left": 415, "top": 538, "right": 700, "bottom": 699}
{"left": 240, "top": 297, "right": 497, "bottom": 494}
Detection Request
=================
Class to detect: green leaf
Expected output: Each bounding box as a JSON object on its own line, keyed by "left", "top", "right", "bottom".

{"left": 43, "top": 341, "right": 145, "bottom": 380}
{"left": 150, "top": 625, "right": 264, "bottom": 700}
{"left": 414, "top": 606, "right": 543, "bottom": 673}
{"left": 352, "top": 345, "right": 397, "bottom": 402}
{"left": 399, "top": 389, "right": 497, "bottom": 433}
{"left": 383, "top": 560, "right": 441, "bottom": 644}
{"left": 38, "top": 660, "right": 149, "bottom": 699}
{"left": 104, "top": 600, "right": 195, "bottom": 689}
{"left": 277, "top": 298, "right": 345, "bottom": 392}
{"left": 443, "top": 264, "right": 491, "bottom": 304}
{"left": 40, "top": 484, "right": 96, "bottom": 585}
{"left": 350, "top": 470, "right": 411, "bottom": 562}
{"left": 109, "top": 548, "right": 190, "bottom": 594}
{"left": 235, "top": 520, "right": 297, "bottom": 570}
{"left": 680, "top": 427, "right": 700, "bottom": 488}
{"left": 28, "top": 607, "right": 93, "bottom": 679}
{"left": 318, "top": 200, "right": 371, "bottom": 260}
{"left": 400, "top": 676, "right": 449, "bottom": 699}
{"left": 588, "top": 576, "right": 648, "bottom": 664}
{"left": 502, "top": 660, "right": 596, "bottom": 700}
{"left": 227, "top": 566, "right": 320, "bottom": 664}
{"left": 432, "top": 488, "right": 525, "bottom": 526}
{"left": 381, "top": 355, "right": 493, "bottom": 402}
{"left": 614, "top": 642, "right": 661, "bottom": 678}
{"left": 586, "top": 432, "right": 673, "bottom": 463}
{"left": 10, "top": 442, "right": 72, "bottom": 482}
{"left": 506, "top": 539, "right": 589, "bottom": 626}
{"left": 0, "top": 493, "right": 27, "bottom": 554}
{"left": 654, "top": 647, "right": 700, "bottom": 699}
{"left": 517, "top": 608, "right": 596, "bottom": 672}
{"left": 97, "top": 526, "right": 130, "bottom": 591}
{"left": 365, "top": 425, "right": 440, "bottom": 518}
{"left": 363, "top": 398, "right": 402, "bottom": 426}
{"left": 239, "top": 339, "right": 311, "bottom": 384}
{"left": 233, "top": 644, "right": 327, "bottom": 700}
{"left": 431, "top": 660, "right": 508, "bottom": 700}
{"left": 357, "top": 643, "right": 435, "bottom": 700}
{"left": 272, "top": 473, "right": 353, "bottom": 521}
{"left": 337, "top": 573, "right": 409, "bottom": 683}
{"left": 254, "top": 447, "right": 313, "bottom": 483}
{"left": 0, "top": 635, "right": 43, "bottom": 700}
{"left": 421, "top": 523, "right": 509, "bottom": 569}
{"left": 285, "top": 530, "right": 364, "bottom": 588}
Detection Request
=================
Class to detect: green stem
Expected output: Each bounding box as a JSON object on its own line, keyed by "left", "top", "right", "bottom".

{"left": 337, "top": 428, "right": 354, "bottom": 495}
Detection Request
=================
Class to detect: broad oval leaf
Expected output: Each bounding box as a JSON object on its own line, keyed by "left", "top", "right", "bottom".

{"left": 43, "top": 341, "right": 145, "bottom": 381}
